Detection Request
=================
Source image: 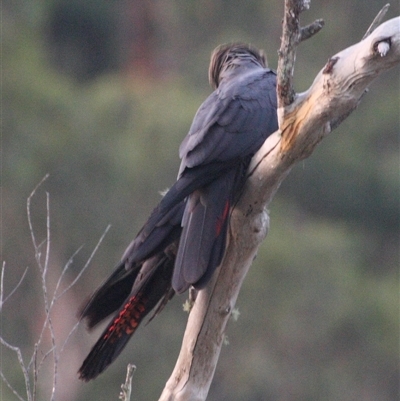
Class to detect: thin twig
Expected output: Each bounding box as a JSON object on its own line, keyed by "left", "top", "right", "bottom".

{"left": 0, "top": 262, "right": 29, "bottom": 312}
{"left": 0, "top": 336, "right": 32, "bottom": 401}
{"left": 27, "top": 174, "right": 49, "bottom": 253}
{"left": 36, "top": 345, "right": 57, "bottom": 383}
{"left": 0, "top": 262, "right": 4, "bottom": 308}
{"left": 32, "top": 343, "right": 38, "bottom": 401}
{"left": 52, "top": 246, "right": 84, "bottom": 303}
{"left": 300, "top": 19, "right": 324, "bottom": 41}
{"left": 34, "top": 191, "right": 58, "bottom": 401}
{"left": 2, "top": 176, "right": 108, "bottom": 400}
{"left": 362, "top": 4, "right": 390, "bottom": 39}
{"left": 59, "top": 321, "right": 80, "bottom": 355}
{"left": 0, "top": 370, "right": 26, "bottom": 401}
{"left": 55, "top": 224, "right": 111, "bottom": 302}
{"left": 25, "top": 178, "right": 58, "bottom": 400}
{"left": 43, "top": 192, "right": 51, "bottom": 281}
{"left": 119, "top": 364, "right": 136, "bottom": 401}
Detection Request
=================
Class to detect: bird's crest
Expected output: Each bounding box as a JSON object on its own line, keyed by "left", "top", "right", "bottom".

{"left": 208, "top": 43, "right": 267, "bottom": 89}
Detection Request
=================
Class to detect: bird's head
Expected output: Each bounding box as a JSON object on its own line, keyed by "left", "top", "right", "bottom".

{"left": 208, "top": 43, "right": 267, "bottom": 89}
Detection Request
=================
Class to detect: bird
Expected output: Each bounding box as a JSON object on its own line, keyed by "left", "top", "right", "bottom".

{"left": 78, "top": 42, "right": 278, "bottom": 381}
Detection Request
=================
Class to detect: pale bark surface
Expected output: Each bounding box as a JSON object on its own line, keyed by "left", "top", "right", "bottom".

{"left": 158, "top": 8, "right": 400, "bottom": 401}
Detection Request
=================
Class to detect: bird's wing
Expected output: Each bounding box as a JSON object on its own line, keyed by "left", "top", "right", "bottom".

{"left": 122, "top": 201, "right": 184, "bottom": 265}
{"left": 179, "top": 68, "right": 277, "bottom": 172}
{"left": 172, "top": 168, "right": 238, "bottom": 293}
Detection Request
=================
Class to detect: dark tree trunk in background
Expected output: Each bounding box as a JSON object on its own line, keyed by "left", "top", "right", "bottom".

{"left": 46, "top": 0, "right": 162, "bottom": 82}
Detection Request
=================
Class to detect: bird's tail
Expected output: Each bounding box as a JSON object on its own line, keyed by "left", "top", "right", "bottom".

{"left": 78, "top": 261, "right": 140, "bottom": 329}
{"left": 78, "top": 245, "right": 176, "bottom": 381}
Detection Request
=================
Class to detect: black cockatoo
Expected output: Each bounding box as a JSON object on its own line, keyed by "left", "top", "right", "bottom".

{"left": 78, "top": 43, "right": 278, "bottom": 381}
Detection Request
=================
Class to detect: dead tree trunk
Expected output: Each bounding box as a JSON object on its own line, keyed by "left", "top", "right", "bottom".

{"left": 158, "top": 3, "right": 400, "bottom": 400}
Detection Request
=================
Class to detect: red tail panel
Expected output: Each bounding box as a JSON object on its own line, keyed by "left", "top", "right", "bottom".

{"left": 103, "top": 293, "right": 146, "bottom": 341}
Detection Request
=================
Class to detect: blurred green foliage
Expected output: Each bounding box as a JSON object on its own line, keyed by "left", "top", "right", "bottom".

{"left": 2, "top": 1, "right": 399, "bottom": 400}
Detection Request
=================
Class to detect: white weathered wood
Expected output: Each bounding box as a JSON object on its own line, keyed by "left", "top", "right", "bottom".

{"left": 158, "top": 16, "right": 400, "bottom": 401}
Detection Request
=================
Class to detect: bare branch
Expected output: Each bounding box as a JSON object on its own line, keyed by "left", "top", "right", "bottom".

{"left": 363, "top": 3, "right": 390, "bottom": 39}
{"left": 52, "top": 246, "right": 84, "bottom": 301}
{"left": 0, "top": 370, "right": 26, "bottom": 401}
{"left": 0, "top": 262, "right": 4, "bottom": 309}
{"left": 2, "top": 177, "right": 108, "bottom": 400}
{"left": 27, "top": 174, "right": 49, "bottom": 253}
{"left": 300, "top": 19, "right": 324, "bottom": 41}
{"left": 277, "top": 0, "right": 324, "bottom": 109}
{"left": 60, "top": 321, "right": 80, "bottom": 355}
{"left": 159, "top": 14, "right": 400, "bottom": 401}
{"left": 55, "top": 224, "right": 111, "bottom": 302}
{"left": 27, "top": 187, "right": 59, "bottom": 400}
{"left": 33, "top": 343, "right": 38, "bottom": 401}
{"left": 280, "top": 16, "right": 400, "bottom": 153}
{"left": 44, "top": 192, "right": 51, "bottom": 279}
{"left": 0, "top": 262, "right": 29, "bottom": 312}
{"left": 277, "top": 0, "right": 301, "bottom": 107}
{"left": 0, "top": 336, "right": 32, "bottom": 401}
{"left": 119, "top": 364, "right": 136, "bottom": 401}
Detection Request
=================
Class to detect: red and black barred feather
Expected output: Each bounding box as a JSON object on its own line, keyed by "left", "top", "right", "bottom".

{"left": 78, "top": 243, "right": 177, "bottom": 381}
